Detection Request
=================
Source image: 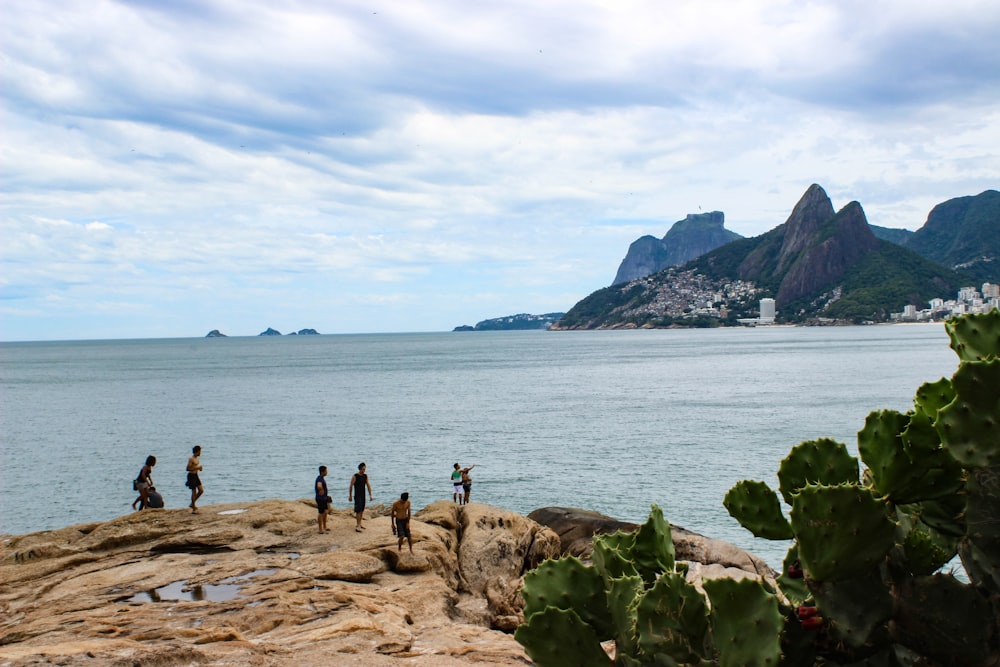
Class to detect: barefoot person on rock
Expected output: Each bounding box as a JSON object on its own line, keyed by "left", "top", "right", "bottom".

{"left": 186, "top": 445, "right": 204, "bottom": 514}
{"left": 391, "top": 492, "right": 413, "bottom": 553}
{"left": 349, "top": 462, "right": 373, "bottom": 532}
{"left": 315, "top": 466, "right": 330, "bottom": 534}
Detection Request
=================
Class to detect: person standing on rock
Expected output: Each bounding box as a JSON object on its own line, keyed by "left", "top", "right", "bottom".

{"left": 391, "top": 492, "right": 413, "bottom": 553}
{"left": 132, "top": 455, "right": 156, "bottom": 510}
{"left": 186, "top": 445, "right": 204, "bottom": 514}
{"left": 461, "top": 464, "right": 475, "bottom": 505}
{"left": 348, "top": 462, "right": 373, "bottom": 532}
{"left": 451, "top": 463, "right": 463, "bottom": 503}
{"left": 315, "top": 466, "right": 330, "bottom": 534}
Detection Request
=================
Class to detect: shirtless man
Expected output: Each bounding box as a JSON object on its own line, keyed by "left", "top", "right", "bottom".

{"left": 186, "top": 445, "right": 204, "bottom": 514}
{"left": 391, "top": 492, "right": 413, "bottom": 553}
{"left": 315, "top": 466, "right": 330, "bottom": 534}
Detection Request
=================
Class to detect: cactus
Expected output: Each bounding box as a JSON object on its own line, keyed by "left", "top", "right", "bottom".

{"left": 519, "top": 314, "right": 1000, "bottom": 667}
{"left": 789, "top": 483, "right": 895, "bottom": 582}
{"left": 936, "top": 360, "right": 1000, "bottom": 468}
{"left": 703, "top": 577, "right": 782, "bottom": 667}
{"left": 513, "top": 606, "right": 612, "bottom": 666}
{"left": 634, "top": 572, "right": 710, "bottom": 663}
{"left": 521, "top": 556, "right": 614, "bottom": 639}
{"left": 723, "top": 480, "right": 793, "bottom": 540}
{"left": 945, "top": 308, "right": 1000, "bottom": 361}
{"left": 777, "top": 438, "right": 859, "bottom": 504}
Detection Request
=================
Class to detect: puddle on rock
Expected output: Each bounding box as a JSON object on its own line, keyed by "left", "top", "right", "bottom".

{"left": 124, "top": 568, "right": 277, "bottom": 603}
{"left": 126, "top": 580, "right": 241, "bottom": 603}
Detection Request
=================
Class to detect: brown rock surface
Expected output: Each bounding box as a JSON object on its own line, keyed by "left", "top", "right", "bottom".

{"left": 0, "top": 499, "right": 558, "bottom": 666}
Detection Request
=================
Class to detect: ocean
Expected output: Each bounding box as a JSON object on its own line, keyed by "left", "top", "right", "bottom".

{"left": 0, "top": 324, "right": 959, "bottom": 568}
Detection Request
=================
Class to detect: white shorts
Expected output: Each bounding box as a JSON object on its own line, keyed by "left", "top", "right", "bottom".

{"left": 453, "top": 483, "right": 463, "bottom": 494}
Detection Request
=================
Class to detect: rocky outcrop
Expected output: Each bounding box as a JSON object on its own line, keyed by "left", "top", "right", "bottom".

{"left": 258, "top": 327, "right": 282, "bottom": 336}
{"left": 0, "top": 501, "right": 774, "bottom": 666}
{"left": 737, "top": 184, "right": 880, "bottom": 307}
{"left": 0, "top": 500, "right": 559, "bottom": 666}
{"left": 613, "top": 211, "right": 741, "bottom": 285}
{"left": 205, "top": 329, "right": 227, "bottom": 337}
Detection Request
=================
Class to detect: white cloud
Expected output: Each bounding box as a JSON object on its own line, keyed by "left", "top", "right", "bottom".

{"left": 1, "top": 0, "right": 998, "bottom": 340}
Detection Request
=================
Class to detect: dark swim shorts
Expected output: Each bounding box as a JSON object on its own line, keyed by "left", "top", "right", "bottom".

{"left": 186, "top": 473, "right": 202, "bottom": 489}
{"left": 354, "top": 496, "right": 366, "bottom": 514}
{"left": 395, "top": 518, "right": 411, "bottom": 538}
{"left": 317, "top": 496, "right": 329, "bottom": 513}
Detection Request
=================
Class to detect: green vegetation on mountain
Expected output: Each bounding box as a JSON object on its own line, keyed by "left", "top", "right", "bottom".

{"left": 904, "top": 190, "right": 1000, "bottom": 282}
{"left": 557, "top": 184, "right": 987, "bottom": 328}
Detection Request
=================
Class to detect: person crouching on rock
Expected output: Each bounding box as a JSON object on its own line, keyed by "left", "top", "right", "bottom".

{"left": 391, "top": 492, "right": 412, "bottom": 553}
{"left": 315, "top": 466, "right": 330, "bottom": 534}
{"left": 349, "top": 462, "right": 373, "bottom": 532}
{"left": 133, "top": 455, "right": 156, "bottom": 510}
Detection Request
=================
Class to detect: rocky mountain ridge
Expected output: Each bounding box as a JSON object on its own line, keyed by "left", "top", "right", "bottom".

{"left": 557, "top": 184, "right": 971, "bottom": 328}
{"left": 612, "top": 211, "right": 742, "bottom": 285}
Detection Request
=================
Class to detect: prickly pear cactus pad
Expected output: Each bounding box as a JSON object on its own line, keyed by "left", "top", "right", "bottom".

{"left": 790, "top": 483, "right": 895, "bottom": 581}
{"left": 777, "top": 438, "right": 859, "bottom": 504}
{"left": 521, "top": 556, "right": 614, "bottom": 639}
{"left": 703, "top": 578, "right": 782, "bottom": 667}
{"left": 946, "top": 309, "right": 1000, "bottom": 362}
{"left": 936, "top": 360, "right": 1000, "bottom": 468}
{"left": 631, "top": 504, "right": 675, "bottom": 583}
{"left": 514, "top": 606, "right": 612, "bottom": 667}
{"left": 635, "top": 572, "right": 710, "bottom": 663}
{"left": 723, "top": 480, "right": 793, "bottom": 539}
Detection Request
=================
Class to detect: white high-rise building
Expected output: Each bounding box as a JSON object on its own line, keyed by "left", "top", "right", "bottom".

{"left": 759, "top": 298, "right": 776, "bottom": 324}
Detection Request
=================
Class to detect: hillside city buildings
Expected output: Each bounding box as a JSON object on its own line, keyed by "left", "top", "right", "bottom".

{"left": 892, "top": 283, "right": 1000, "bottom": 322}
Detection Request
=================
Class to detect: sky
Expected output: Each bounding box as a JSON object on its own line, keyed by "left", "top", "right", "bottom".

{"left": 2, "top": 1, "right": 999, "bottom": 341}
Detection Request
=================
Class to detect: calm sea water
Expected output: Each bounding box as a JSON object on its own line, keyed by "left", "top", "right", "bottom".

{"left": 0, "top": 325, "right": 959, "bottom": 567}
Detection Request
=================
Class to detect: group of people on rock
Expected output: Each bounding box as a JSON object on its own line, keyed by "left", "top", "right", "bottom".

{"left": 132, "top": 446, "right": 203, "bottom": 513}
{"left": 133, "top": 449, "right": 477, "bottom": 556}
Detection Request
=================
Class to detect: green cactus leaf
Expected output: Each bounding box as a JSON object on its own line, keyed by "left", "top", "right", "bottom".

{"left": 703, "top": 577, "right": 782, "bottom": 667}
{"left": 937, "top": 359, "right": 1000, "bottom": 468}
{"left": 632, "top": 504, "right": 675, "bottom": 584}
{"left": 724, "top": 480, "right": 794, "bottom": 540}
{"left": 893, "top": 573, "right": 996, "bottom": 666}
{"left": 959, "top": 465, "right": 1000, "bottom": 594}
{"left": 859, "top": 409, "right": 963, "bottom": 504}
{"left": 605, "top": 574, "right": 642, "bottom": 656}
{"left": 515, "top": 606, "right": 613, "bottom": 667}
{"left": 592, "top": 531, "right": 639, "bottom": 583}
{"left": 913, "top": 377, "right": 956, "bottom": 419}
{"left": 790, "top": 483, "right": 895, "bottom": 582}
{"left": 635, "top": 572, "right": 710, "bottom": 664}
{"left": 946, "top": 309, "right": 1000, "bottom": 362}
{"left": 521, "top": 556, "right": 614, "bottom": 639}
{"left": 809, "top": 568, "right": 891, "bottom": 650}
{"left": 778, "top": 438, "right": 859, "bottom": 505}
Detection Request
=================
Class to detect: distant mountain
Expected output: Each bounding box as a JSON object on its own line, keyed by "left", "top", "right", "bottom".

{"left": 903, "top": 190, "right": 1000, "bottom": 282}
{"left": 870, "top": 225, "right": 914, "bottom": 245}
{"left": 454, "top": 313, "right": 565, "bottom": 331}
{"left": 612, "top": 211, "right": 742, "bottom": 285}
{"left": 556, "top": 184, "right": 967, "bottom": 328}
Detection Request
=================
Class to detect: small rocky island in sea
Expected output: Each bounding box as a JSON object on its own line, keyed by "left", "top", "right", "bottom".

{"left": 204, "top": 328, "right": 321, "bottom": 337}
{"left": 453, "top": 312, "right": 566, "bottom": 332}
{"left": 0, "top": 500, "right": 767, "bottom": 666}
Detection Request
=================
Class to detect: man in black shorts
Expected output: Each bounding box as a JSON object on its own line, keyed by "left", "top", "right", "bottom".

{"left": 391, "top": 492, "right": 412, "bottom": 553}
{"left": 315, "top": 466, "right": 330, "bottom": 534}
{"left": 186, "top": 445, "right": 204, "bottom": 514}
